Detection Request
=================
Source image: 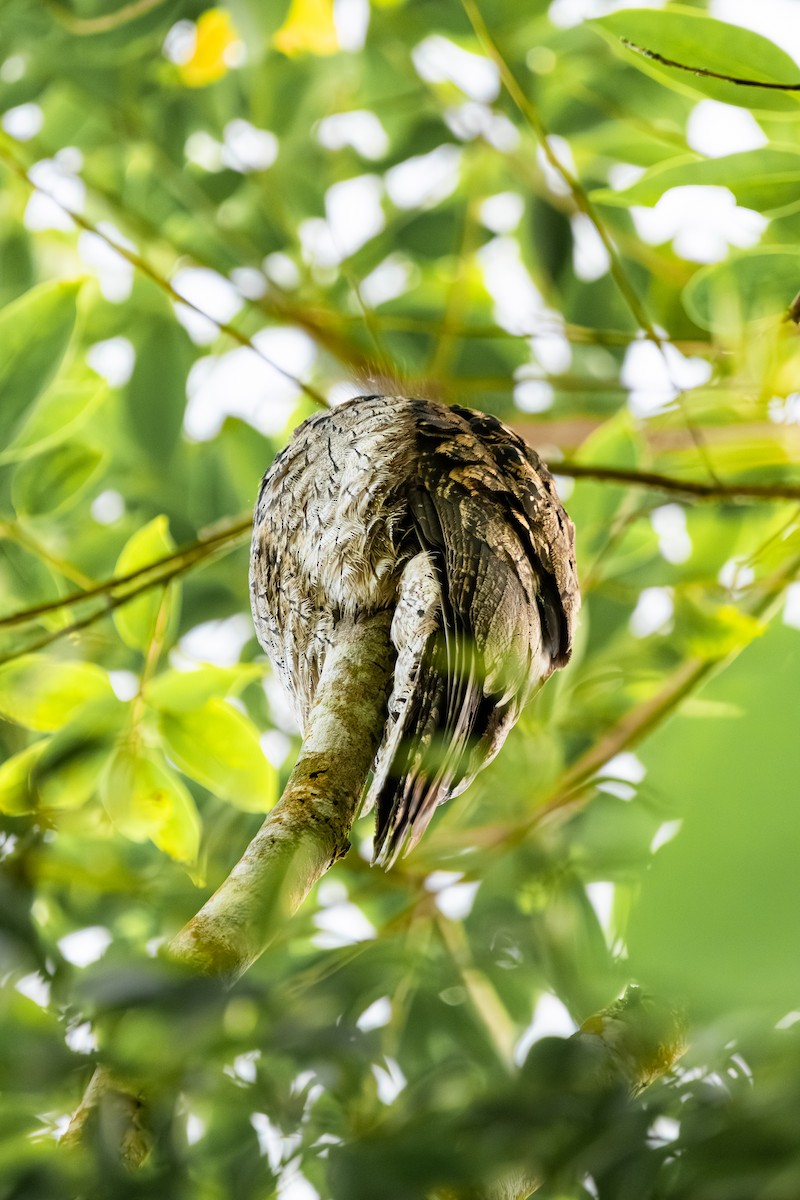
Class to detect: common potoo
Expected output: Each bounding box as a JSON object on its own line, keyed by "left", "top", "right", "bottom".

{"left": 250, "top": 395, "right": 579, "bottom": 868}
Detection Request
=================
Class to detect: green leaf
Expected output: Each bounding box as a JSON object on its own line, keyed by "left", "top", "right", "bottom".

{"left": 0, "top": 280, "right": 82, "bottom": 447}
{"left": 591, "top": 7, "right": 800, "bottom": 113}
{"left": 0, "top": 655, "right": 113, "bottom": 732}
{"left": 113, "top": 516, "right": 180, "bottom": 652}
{"left": 158, "top": 698, "right": 277, "bottom": 812}
{"left": 0, "top": 741, "right": 47, "bottom": 815}
{"left": 592, "top": 148, "right": 800, "bottom": 216}
{"left": 12, "top": 441, "right": 106, "bottom": 517}
{"left": 0, "top": 381, "right": 107, "bottom": 465}
{"left": 147, "top": 664, "right": 261, "bottom": 712}
{"left": 124, "top": 315, "right": 195, "bottom": 465}
{"left": 682, "top": 246, "right": 800, "bottom": 332}
{"left": 33, "top": 697, "right": 129, "bottom": 811}
{"left": 100, "top": 746, "right": 201, "bottom": 862}
{"left": 674, "top": 595, "right": 765, "bottom": 660}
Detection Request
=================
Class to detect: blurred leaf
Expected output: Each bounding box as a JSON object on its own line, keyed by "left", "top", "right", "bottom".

{"left": 0, "top": 280, "right": 81, "bottom": 447}
{"left": 11, "top": 441, "right": 106, "bottom": 516}
{"left": 674, "top": 595, "right": 765, "bottom": 659}
{"left": 113, "top": 516, "right": 180, "bottom": 652}
{"left": 683, "top": 246, "right": 800, "bottom": 332}
{"left": 147, "top": 664, "right": 261, "bottom": 712}
{"left": 629, "top": 622, "right": 800, "bottom": 1015}
{"left": 0, "top": 380, "right": 107, "bottom": 465}
{"left": 591, "top": 7, "right": 800, "bottom": 113}
{"left": 0, "top": 226, "right": 34, "bottom": 307}
{"left": 592, "top": 148, "right": 800, "bottom": 216}
{"left": 0, "top": 655, "right": 113, "bottom": 732}
{"left": 157, "top": 697, "right": 277, "bottom": 812}
{"left": 33, "top": 696, "right": 129, "bottom": 811}
{"left": 0, "top": 740, "right": 47, "bottom": 815}
{"left": 124, "top": 315, "right": 195, "bottom": 465}
{"left": 100, "top": 745, "right": 201, "bottom": 862}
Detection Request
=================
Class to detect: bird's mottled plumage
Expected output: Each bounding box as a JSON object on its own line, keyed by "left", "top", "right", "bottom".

{"left": 250, "top": 395, "right": 579, "bottom": 867}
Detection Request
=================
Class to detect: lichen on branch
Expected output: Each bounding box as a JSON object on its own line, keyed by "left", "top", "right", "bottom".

{"left": 168, "top": 612, "right": 395, "bottom": 979}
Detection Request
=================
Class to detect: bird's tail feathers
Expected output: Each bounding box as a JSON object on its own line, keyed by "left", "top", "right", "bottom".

{"left": 368, "top": 629, "right": 484, "bottom": 869}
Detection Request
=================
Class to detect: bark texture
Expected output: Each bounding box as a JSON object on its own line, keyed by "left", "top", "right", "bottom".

{"left": 168, "top": 612, "right": 394, "bottom": 978}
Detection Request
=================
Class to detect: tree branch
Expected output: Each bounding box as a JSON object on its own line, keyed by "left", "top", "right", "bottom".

{"left": 61, "top": 1065, "right": 152, "bottom": 1167}
{"left": 0, "top": 515, "right": 250, "bottom": 632}
{"left": 556, "top": 462, "right": 800, "bottom": 503}
{"left": 168, "top": 613, "right": 395, "bottom": 979}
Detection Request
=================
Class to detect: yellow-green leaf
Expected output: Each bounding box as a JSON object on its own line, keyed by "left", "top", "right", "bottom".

{"left": 113, "top": 516, "right": 180, "bottom": 652}
{"left": 0, "top": 741, "right": 47, "bottom": 814}
{"left": 12, "top": 441, "right": 106, "bottom": 517}
{"left": 34, "top": 697, "right": 128, "bottom": 811}
{"left": 147, "top": 664, "right": 261, "bottom": 713}
{"left": 158, "top": 698, "right": 276, "bottom": 812}
{"left": 0, "top": 280, "right": 81, "bottom": 447}
{"left": 100, "top": 747, "right": 201, "bottom": 862}
{"left": 0, "top": 655, "right": 113, "bottom": 732}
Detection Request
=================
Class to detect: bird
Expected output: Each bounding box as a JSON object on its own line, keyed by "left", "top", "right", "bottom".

{"left": 249, "top": 394, "right": 579, "bottom": 868}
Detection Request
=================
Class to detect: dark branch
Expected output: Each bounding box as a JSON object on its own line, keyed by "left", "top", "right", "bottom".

{"left": 558, "top": 462, "right": 800, "bottom": 503}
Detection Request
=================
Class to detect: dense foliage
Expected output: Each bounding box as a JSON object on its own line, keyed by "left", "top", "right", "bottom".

{"left": 2, "top": 0, "right": 800, "bottom": 1196}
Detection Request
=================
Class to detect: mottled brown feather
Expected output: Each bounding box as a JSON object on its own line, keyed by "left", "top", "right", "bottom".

{"left": 249, "top": 395, "right": 579, "bottom": 868}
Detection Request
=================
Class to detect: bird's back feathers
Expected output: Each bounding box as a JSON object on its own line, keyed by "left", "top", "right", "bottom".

{"left": 250, "top": 395, "right": 579, "bottom": 867}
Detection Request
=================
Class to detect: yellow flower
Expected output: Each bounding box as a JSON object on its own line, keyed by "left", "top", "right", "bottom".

{"left": 273, "top": 0, "right": 338, "bottom": 57}
{"left": 179, "top": 9, "right": 242, "bottom": 88}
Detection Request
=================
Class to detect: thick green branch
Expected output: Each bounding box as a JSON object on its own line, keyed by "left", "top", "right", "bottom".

{"left": 168, "top": 613, "right": 395, "bottom": 979}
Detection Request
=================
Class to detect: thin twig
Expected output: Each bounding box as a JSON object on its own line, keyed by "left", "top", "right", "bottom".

{"left": 461, "top": 0, "right": 722, "bottom": 482}
{"left": 0, "top": 516, "right": 251, "bottom": 631}
{"left": 46, "top": 0, "right": 166, "bottom": 35}
{"left": 0, "top": 523, "right": 249, "bottom": 665}
{"left": 556, "top": 462, "right": 800, "bottom": 502}
{"left": 0, "top": 139, "right": 327, "bottom": 409}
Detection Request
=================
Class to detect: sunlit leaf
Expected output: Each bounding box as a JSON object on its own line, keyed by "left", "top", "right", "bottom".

{"left": 158, "top": 697, "right": 277, "bottom": 812}
{"left": 100, "top": 745, "right": 201, "bottom": 862}
{"left": 113, "top": 516, "right": 180, "bottom": 652}
{"left": 674, "top": 594, "right": 765, "bottom": 659}
{"left": 592, "top": 149, "right": 800, "bottom": 216}
{"left": 0, "top": 741, "right": 47, "bottom": 814}
{"left": 0, "top": 655, "right": 113, "bottom": 732}
{"left": 147, "top": 664, "right": 261, "bottom": 712}
{"left": 591, "top": 7, "right": 800, "bottom": 113}
{"left": 33, "top": 697, "right": 129, "bottom": 811}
